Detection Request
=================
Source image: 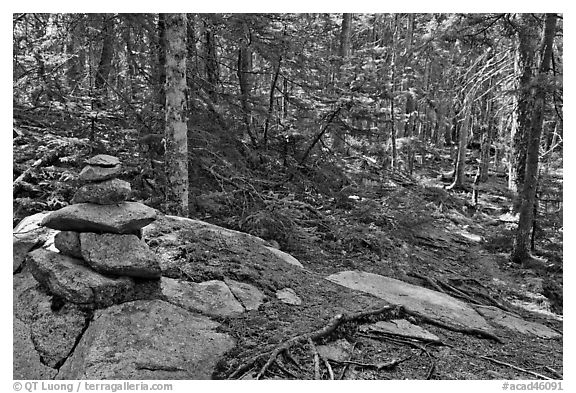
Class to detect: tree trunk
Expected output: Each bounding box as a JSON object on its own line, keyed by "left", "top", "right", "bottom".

{"left": 237, "top": 20, "right": 254, "bottom": 142}
{"left": 164, "top": 13, "right": 189, "bottom": 217}
{"left": 332, "top": 13, "right": 352, "bottom": 153}
{"left": 264, "top": 57, "right": 282, "bottom": 148}
{"left": 94, "top": 15, "right": 114, "bottom": 95}
{"left": 511, "top": 13, "right": 557, "bottom": 264}
{"left": 203, "top": 18, "right": 219, "bottom": 103}
{"left": 156, "top": 13, "right": 167, "bottom": 130}
{"left": 449, "top": 101, "right": 471, "bottom": 189}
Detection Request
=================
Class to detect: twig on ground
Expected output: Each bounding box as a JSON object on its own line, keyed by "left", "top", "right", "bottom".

{"left": 478, "top": 355, "right": 552, "bottom": 380}
{"left": 333, "top": 356, "right": 412, "bottom": 371}
{"left": 322, "top": 356, "right": 334, "bottom": 380}
{"left": 275, "top": 356, "right": 301, "bottom": 379}
{"left": 543, "top": 365, "right": 563, "bottom": 379}
{"left": 308, "top": 338, "right": 321, "bottom": 380}
{"left": 227, "top": 304, "right": 397, "bottom": 379}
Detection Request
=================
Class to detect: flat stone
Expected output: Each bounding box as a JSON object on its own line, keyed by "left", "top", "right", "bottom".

{"left": 224, "top": 278, "right": 266, "bottom": 311}
{"left": 80, "top": 233, "right": 161, "bottom": 279}
{"left": 85, "top": 154, "right": 121, "bottom": 167}
{"left": 41, "top": 202, "right": 157, "bottom": 234}
{"left": 264, "top": 246, "right": 304, "bottom": 268}
{"left": 28, "top": 249, "right": 135, "bottom": 307}
{"left": 360, "top": 319, "right": 440, "bottom": 343}
{"left": 78, "top": 164, "right": 122, "bottom": 182}
{"left": 14, "top": 273, "right": 88, "bottom": 368}
{"left": 57, "top": 300, "right": 236, "bottom": 380}
{"left": 276, "top": 288, "right": 302, "bottom": 305}
{"left": 13, "top": 318, "right": 58, "bottom": 380}
{"left": 161, "top": 278, "right": 245, "bottom": 317}
{"left": 326, "top": 270, "right": 493, "bottom": 332}
{"left": 316, "top": 339, "right": 354, "bottom": 362}
{"left": 474, "top": 305, "right": 561, "bottom": 339}
{"left": 72, "top": 178, "right": 131, "bottom": 205}
{"left": 54, "top": 231, "right": 82, "bottom": 258}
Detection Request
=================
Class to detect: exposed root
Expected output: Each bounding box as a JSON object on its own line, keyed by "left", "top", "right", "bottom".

{"left": 227, "top": 304, "right": 398, "bottom": 379}
{"left": 403, "top": 308, "right": 504, "bottom": 343}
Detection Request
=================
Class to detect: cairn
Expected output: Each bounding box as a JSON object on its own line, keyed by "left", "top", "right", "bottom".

{"left": 28, "top": 154, "right": 161, "bottom": 307}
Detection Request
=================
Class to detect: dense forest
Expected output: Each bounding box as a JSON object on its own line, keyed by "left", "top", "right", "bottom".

{"left": 13, "top": 13, "right": 563, "bottom": 380}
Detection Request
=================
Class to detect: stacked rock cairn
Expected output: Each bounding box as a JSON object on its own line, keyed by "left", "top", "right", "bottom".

{"left": 28, "top": 154, "right": 160, "bottom": 308}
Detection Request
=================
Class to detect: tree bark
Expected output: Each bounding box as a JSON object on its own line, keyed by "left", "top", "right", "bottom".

{"left": 332, "top": 13, "right": 352, "bottom": 153}
{"left": 448, "top": 101, "right": 471, "bottom": 189}
{"left": 94, "top": 14, "right": 114, "bottom": 95}
{"left": 156, "top": 13, "right": 167, "bottom": 125}
{"left": 203, "top": 18, "right": 219, "bottom": 103}
{"left": 511, "top": 13, "right": 557, "bottom": 264}
{"left": 164, "top": 13, "right": 189, "bottom": 217}
{"left": 237, "top": 19, "right": 254, "bottom": 142}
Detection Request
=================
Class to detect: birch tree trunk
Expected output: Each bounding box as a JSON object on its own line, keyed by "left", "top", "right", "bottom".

{"left": 164, "top": 13, "right": 189, "bottom": 217}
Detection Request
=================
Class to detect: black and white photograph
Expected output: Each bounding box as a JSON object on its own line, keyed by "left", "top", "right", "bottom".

{"left": 11, "top": 10, "right": 564, "bottom": 386}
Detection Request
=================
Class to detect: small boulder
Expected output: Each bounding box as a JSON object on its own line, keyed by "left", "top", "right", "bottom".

{"left": 54, "top": 231, "right": 82, "bottom": 258}
{"left": 276, "top": 288, "right": 302, "bottom": 305}
{"left": 72, "top": 178, "right": 131, "bottom": 205}
{"left": 28, "top": 249, "right": 135, "bottom": 307}
{"left": 78, "top": 164, "right": 122, "bottom": 183}
{"left": 41, "top": 202, "right": 157, "bottom": 234}
{"left": 85, "top": 154, "right": 121, "bottom": 167}
{"left": 316, "top": 339, "right": 354, "bottom": 362}
{"left": 80, "top": 233, "right": 161, "bottom": 279}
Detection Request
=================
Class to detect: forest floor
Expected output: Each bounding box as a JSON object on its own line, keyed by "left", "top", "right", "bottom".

{"left": 13, "top": 109, "right": 563, "bottom": 380}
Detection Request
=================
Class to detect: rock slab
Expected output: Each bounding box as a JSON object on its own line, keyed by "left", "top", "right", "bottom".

{"left": 14, "top": 272, "right": 89, "bottom": 368}
{"left": 474, "top": 305, "right": 561, "bottom": 339}
{"left": 72, "top": 178, "right": 131, "bottom": 205}
{"left": 360, "top": 319, "right": 440, "bottom": 342}
{"left": 13, "top": 318, "right": 58, "bottom": 380}
{"left": 41, "top": 202, "right": 157, "bottom": 234}
{"left": 326, "top": 270, "right": 493, "bottom": 332}
{"left": 57, "top": 300, "right": 236, "bottom": 380}
{"left": 224, "top": 278, "right": 266, "bottom": 311}
{"left": 264, "top": 246, "right": 304, "bottom": 268}
{"left": 80, "top": 233, "right": 161, "bottom": 278}
{"left": 28, "top": 249, "right": 135, "bottom": 307}
{"left": 161, "top": 278, "right": 245, "bottom": 317}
